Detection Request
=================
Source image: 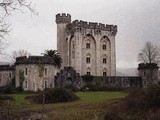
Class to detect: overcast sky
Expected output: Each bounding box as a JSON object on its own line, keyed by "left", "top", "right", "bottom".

{"left": 1, "top": 0, "right": 160, "bottom": 68}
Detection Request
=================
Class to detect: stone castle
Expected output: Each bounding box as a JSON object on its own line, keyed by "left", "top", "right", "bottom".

{"left": 56, "top": 13, "right": 117, "bottom": 76}
{"left": 0, "top": 13, "right": 159, "bottom": 91}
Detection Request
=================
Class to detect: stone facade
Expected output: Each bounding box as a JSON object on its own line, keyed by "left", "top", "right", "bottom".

{"left": 54, "top": 67, "right": 82, "bottom": 89}
{"left": 15, "top": 56, "right": 57, "bottom": 91}
{"left": 56, "top": 13, "right": 117, "bottom": 76}
{"left": 0, "top": 65, "right": 15, "bottom": 87}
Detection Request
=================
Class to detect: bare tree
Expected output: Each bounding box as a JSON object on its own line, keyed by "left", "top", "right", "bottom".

{"left": 0, "top": 0, "right": 37, "bottom": 55}
{"left": 10, "top": 49, "right": 30, "bottom": 63}
{"left": 138, "top": 41, "right": 160, "bottom": 66}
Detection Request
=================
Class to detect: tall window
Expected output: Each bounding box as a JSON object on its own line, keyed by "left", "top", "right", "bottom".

{"left": 86, "top": 57, "right": 90, "bottom": 63}
{"left": 102, "top": 44, "right": 106, "bottom": 50}
{"left": 9, "top": 73, "right": 12, "bottom": 79}
{"left": 25, "top": 68, "right": 28, "bottom": 76}
{"left": 103, "top": 72, "right": 107, "bottom": 76}
{"left": 103, "top": 58, "right": 107, "bottom": 64}
{"left": 86, "top": 43, "right": 90, "bottom": 49}
{"left": 44, "top": 68, "right": 47, "bottom": 76}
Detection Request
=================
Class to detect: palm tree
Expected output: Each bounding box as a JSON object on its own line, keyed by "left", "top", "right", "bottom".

{"left": 42, "top": 50, "right": 62, "bottom": 69}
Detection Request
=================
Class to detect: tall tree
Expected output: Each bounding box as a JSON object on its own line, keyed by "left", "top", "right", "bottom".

{"left": 0, "top": 0, "right": 37, "bottom": 55}
{"left": 138, "top": 41, "right": 160, "bottom": 66}
{"left": 42, "top": 50, "right": 62, "bottom": 69}
{"left": 10, "top": 49, "right": 31, "bottom": 63}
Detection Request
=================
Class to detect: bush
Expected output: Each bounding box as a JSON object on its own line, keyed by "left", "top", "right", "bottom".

{"left": 104, "top": 112, "right": 122, "bottom": 120}
{"left": 65, "top": 85, "right": 78, "bottom": 92}
{"left": 26, "top": 88, "right": 79, "bottom": 104}
{"left": 0, "top": 85, "right": 15, "bottom": 94}
{"left": 0, "top": 95, "right": 14, "bottom": 101}
{"left": 15, "top": 86, "right": 24, "bottom": 93}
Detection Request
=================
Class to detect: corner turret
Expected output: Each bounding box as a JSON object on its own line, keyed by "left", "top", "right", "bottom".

{"left": 56, "top": 13, "right": 71, "bottom": 24}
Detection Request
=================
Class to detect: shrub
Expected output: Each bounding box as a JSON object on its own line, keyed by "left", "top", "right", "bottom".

{"left": 0, "top": 85, "right": 15, "bottom": 94}
{"left": 0, "top": 95, "right": 14, "bottom": 101}
{"left": 15, "top": 86, "right": 24, "bottom": 93}
{"left": 26, "top": 88, "right": 79, "bottom": 104}
{"left": 104, "top": 112, "right": 122, "bottom": 120}
{"left": 81, "top": 74, "right": 94, "bottom": 84}
{"left": 65, "top": 85, "right": 78, "bottom": 92}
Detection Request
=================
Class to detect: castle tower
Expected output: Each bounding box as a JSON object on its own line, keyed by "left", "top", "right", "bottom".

{"left": 56, "top": 13, "right": 117, "bottom": 76}
{"left": 56, "top": 13, "right": 71, "bottom": 68}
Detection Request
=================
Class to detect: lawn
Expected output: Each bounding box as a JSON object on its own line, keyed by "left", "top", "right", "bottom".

{"left": 0, "top": 92, "right": 127, "bottom": 120}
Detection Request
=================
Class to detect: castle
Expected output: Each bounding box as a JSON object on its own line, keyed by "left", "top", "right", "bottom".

{"left": 56, "top": 13, "right": 117, "bottom": 76}
{"left": 1, "top": 13, "right": 159, "bottom": 91}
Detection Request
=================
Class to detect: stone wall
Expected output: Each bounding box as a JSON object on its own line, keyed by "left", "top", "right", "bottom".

{"left": 0, "top": 65, "right": 15, "bottom": 87}
{"left": 15, "top": 56, "right": 57, "bottom": 91}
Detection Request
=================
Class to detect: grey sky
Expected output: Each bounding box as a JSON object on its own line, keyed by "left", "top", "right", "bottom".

{"left": 2, "top": 0, "right": 160, "bottom": 68}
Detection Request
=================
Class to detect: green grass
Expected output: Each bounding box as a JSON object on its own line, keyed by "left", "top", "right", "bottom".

{"left": 0, "top": 91, "right": 127, "bottom": 120}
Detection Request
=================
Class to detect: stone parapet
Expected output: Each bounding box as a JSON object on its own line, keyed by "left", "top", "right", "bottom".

{"left": 66, "top": 20, "right": 117, "bottom": 32}
{"left": 15, "top": 56, "right": 55, "bottom": 65}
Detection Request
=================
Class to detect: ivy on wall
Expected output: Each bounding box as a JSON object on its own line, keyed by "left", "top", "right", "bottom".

{"left": 19, "top": 69, "right": 25, "bottom": 87}
{"left": 36, "top": 64, "right": 44, "bottom": 78}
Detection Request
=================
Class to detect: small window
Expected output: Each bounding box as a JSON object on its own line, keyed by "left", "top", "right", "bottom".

{"left": 44, "top": 68, "right": 47, "bottom": 76}
{"left": 103, "top": 72, "right": 107, "bottom": 76}
{"left": 25, "top": 68, "right": 28, "bottom": 75}
{"left": 87, "top": 72, "right": 90, "bottom": 75}
{"left": 73, "top": 43, "right": 74, "bottom": 49}
{"left": 86, "top": 57, "right": 90, "bottom": 63}
{"left": 86, "top": 43, "right": 90, "bottom": 49}
{"left": 25, "top": 81, "right": 27, "bottom": 88}
{"left": 103, "top": 44, "right": 106, "bottom": 50}
{"left": 103, "top": 58, "right": 107, "bottom": 64}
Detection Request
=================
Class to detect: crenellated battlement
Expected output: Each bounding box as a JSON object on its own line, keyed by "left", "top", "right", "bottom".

{"left": 56, "top": 13, "right": 71, "bottom": 24}
{"left": 66, "top": 20, "right": 117, "bottom": 32}
{"left": 15, "top": 56, "right": 56, "bottom": 65}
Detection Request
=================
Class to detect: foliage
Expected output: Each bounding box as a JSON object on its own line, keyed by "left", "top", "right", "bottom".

{"left": 36, "top": 64, "right": 44, "bottom": 78}
{"left": 0, "top": 95, "right": 13, "bottom": 101}
{"left": 138, "top": 41, "right": 160, "bottom": 66}
{"left": 19, "top": 69, "right": 25, "bottom": 87}
{"left": 65, "top": 85, "right": 79, "bottom": 92}
{"left": 0, "top": 84, "right": 15, "bottom": 94}
{"left": 42, "top": 49, "right": 62, "bottom": 69}
{"left": 109, "top": 83, "right": 160, "bottom": 119}
{"left": 10, "top": 49, "right": 31, "bottom": 63}
{"left": 81, "top": 74, "right": 94, "bottom": 84}
{"left": 26, "top": 88, "right": 79, "bottom": 104}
